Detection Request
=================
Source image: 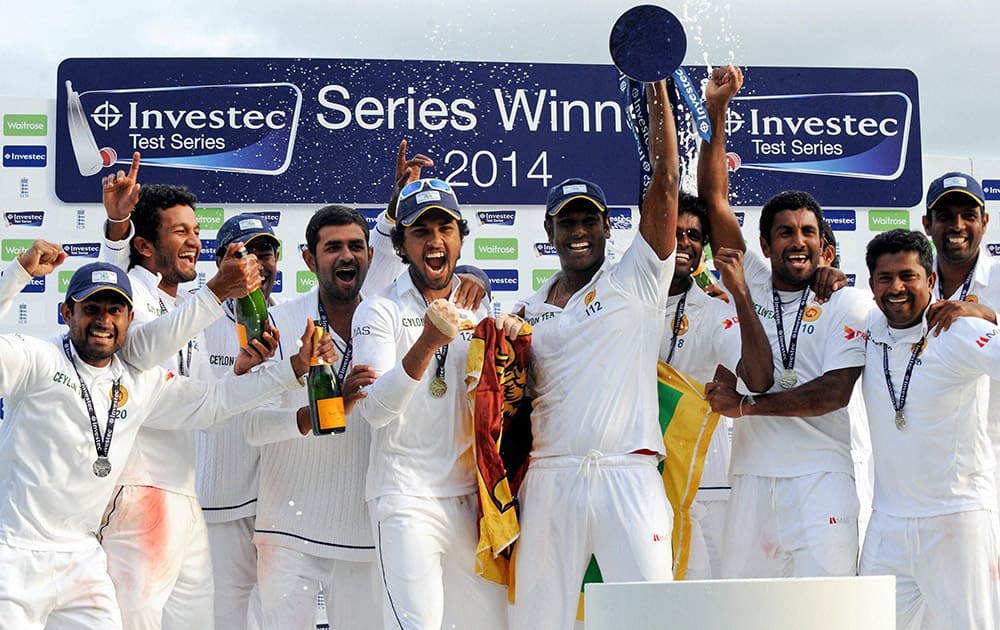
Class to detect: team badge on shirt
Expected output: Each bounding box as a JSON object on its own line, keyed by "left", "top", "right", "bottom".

{"left": 803, "top": 305, "right": 822, "bottom": 322}
{"left": 670, "top": 314, "right": 689, "bottom": 335}
{"left": 584, "top": 290, "right": 597, "bottom": 306}
{"left": 965, "top": 295, "right": 980, "bottom": 304}
{"left": 912, "top": 338, "right": 928, "bottom": 355}
{"left": 111, "top": 385, "right": 129, "bottom": 406}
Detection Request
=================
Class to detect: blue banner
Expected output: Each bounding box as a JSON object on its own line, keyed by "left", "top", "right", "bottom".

{"left": 56, "top": 59, "right": 921, "bottom": 207}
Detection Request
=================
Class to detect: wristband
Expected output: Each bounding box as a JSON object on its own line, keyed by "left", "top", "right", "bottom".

{"left": 107, "top": 214, "right": 132, "bottom": 224}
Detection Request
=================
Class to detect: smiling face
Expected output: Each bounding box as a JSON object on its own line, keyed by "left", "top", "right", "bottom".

{"left": 303, "top": 222, "right": 371, "bottom": 305}
{"left": 673, "top": 212, "right": 706, "bottom": 282}
{"left": 136, "top": 204, "right": 201, "bottom": 290}
{"left": 60, "top": 293, "right": 134, "bottom": 367}
{"left": 761, "top": 207, "right": 822, "bottom": 291}
{"left": 870, "top": 249, "right": 935, "bottom": 329}
{"left": 545, "top": 203, "right": 610, "bottom": 276}
{"left": 245, "top": 238, "right": 279, "bottom": 300}
{"left": 922, "top": 195, "right": 988, "bottom": 269}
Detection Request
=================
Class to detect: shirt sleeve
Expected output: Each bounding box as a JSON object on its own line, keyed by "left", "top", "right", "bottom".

{"left": 936, "top": 317, "right": 1000, "bottom": 377}
{"left": 361, "top": 212, "right": 405, "bottom": 297}
{"left": 352, "top": 296, "right": 421, "bottom": 428}
{"left": 821, "top": 288, "right": 874, "bottom": 373}
{"left": 242, "top": 406, "right": 306, "bottom": 446}
{"left": 143, "top": 356, "right": 302, "bottom": 431}
{"left": 0, "top": 259, "right": 32, "bottom": 319}
{"left": 120, "top": 287, "right": 225, "bottom": 370}
{"left": 99, "top": 222, "right": 134, "bottom": 268}
{"left": 608, "top": 231, "right": 675, "bottom": 305}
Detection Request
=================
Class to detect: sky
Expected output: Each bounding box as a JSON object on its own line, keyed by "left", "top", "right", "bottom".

{"left": 3, "top": 0, "right": 998, "bottom": 160}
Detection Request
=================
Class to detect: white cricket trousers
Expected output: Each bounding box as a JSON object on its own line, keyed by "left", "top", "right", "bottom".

{"left": 860, "top": 509, "right": 1000, "bottom": 630}
{"left": 371, "top": 493, "right": 508, "bottom": 630}
{"left": 0, "top": 543, "right": 123, "bottom": 629}
{"left": 99, "top": 485, "right": 214, "bottom": 630}
{"left": 510, "top": 453, "right": 674, "bottom": 630}
{"left": 206, "top": 516, "right": 261, "bottom": 630}
{"left": 255, "top": 543, "right": 381, "bottom": 630}
{"left": 721, "top": 472, "right": 860, "bottom": 578}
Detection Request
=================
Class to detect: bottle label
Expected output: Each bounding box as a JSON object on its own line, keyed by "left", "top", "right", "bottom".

{"left": 236, "top": 322, "right": 249, "bottom": 348}
{"left": 316, "top": 397, "right": 346, "bottom": 431}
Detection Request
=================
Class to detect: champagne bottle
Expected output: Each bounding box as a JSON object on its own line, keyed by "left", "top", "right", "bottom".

{"left": 308, "top": 321, "right": 346, "bottom": 435}
{"left": 232, "top": 245, "right": 269, "bottom": 348}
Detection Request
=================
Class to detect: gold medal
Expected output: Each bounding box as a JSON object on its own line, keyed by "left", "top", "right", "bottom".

{"left": 430, "top": 377, "right": 448, "bottom": 398}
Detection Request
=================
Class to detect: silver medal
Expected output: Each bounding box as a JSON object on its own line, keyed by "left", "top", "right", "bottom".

{"left": 429, "top": 377, "right": 448, "bottom": 398}
{"left": 894, "top": 409, "right": 907, "bottom": 431}
{"left": 779, "top": 368, "right": 797, "bottom": 389}
{"left": 93, "top": 456, "right": 112, "bottom": 478}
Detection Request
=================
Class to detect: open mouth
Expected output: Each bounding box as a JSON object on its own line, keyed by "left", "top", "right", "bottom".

{"left": 675, "top": 250, "right": 691, "bottom": 266}
{"left": 425, "top": 251, "right": 447, "bottom": 272}
{"left": 334, "top": 267, "right": 358, "bottom": 283}
{"left": 566, "top": 242, "right": 591, "bottom": 254}
{"left": 88, "top": 328, "right": 114, "bottom": 341}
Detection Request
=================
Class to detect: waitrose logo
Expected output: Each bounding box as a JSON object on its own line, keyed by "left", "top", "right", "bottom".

{"left": 2, "top": 239, "right": 35, "bottom": 261}
{"left": 532, "top": 269, "right": 558, "bottom": 290}
{"left": 196, "top": 207, "right": 225, "bottom": 231}
{"left": 59, "top": 270, "right": 75, "bottom": 293}
{"left": 296, "top": 271, "right": 317, "bottom": 293}
{"left": 475, "top": 238, "right": 518, "bottom": 260}
{"left": 4, "top": 114, "right": 47, "bottom": 136}
{"left": 868, "top": 210, "right": 910, "bottom": 231}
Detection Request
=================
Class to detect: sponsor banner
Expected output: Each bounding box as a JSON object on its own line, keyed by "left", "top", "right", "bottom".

{"left": 2, "top": 239, "right": 35, "bottom": 261}
{"left": 257, "top": 210, "right": 281, "bottom": 226}
{"left": 485, "top": 268, "right": 520, "bottom": 292}
{"left": 987, "top": 243, "right": 1000, "bottom": 257}
{"left": 824, "top": 209, "right": 857, "bottom": 231}
{"left": 62, "top": 242, "right": 101, "bottom": 258}
{"left": 199, "top": 238, "right": 218, "bottom": 261}
{"left": 608, "top": 207, "right": 633, "bottom": 230}
{"left": 196, "top": 207, "right": 225, "bottom": 230}
{"left": 3, "top": 145, "right": 47, "bottom": 168}
{"left": 272, "top": 270, "right": 283, "bottom": 293}
{"left": 532, "top": 268, "right": 558, "bottom": 290}
{"left": 534, "top": 241, "right": 557, "bottom": 256}
{"left": 845, "top": 273, "right": 857, "bottom": 287}
{"left": 4, "top": 211, "right": 44, "bottom": 226}
{"left": 475, "top": 237, "right": 518, "bottom": 260}
{"left": 868, "top": 210, "right": 910, "bottom": 231}
{"left": 984, "top": 180, "right": 1000, "bottom": 201}
{"left": 296, "top": 270, "right": 317, "bottom": 292}
{"left": 58, "top": 270, "right": 74, "bottom": 293}
{"left": 4, "top": 114, "right": 48, "bottom": 136}
{"left": 734, "top": 211, "right": 745, "bottom": 227}
{"left": 477, "top": 210, "right": 516, "bottom": 226}
{"left": 56, "top": 60, "right": 920, "bottom": 207}
{"left": 21, "top": 276, "right": 45, "bottom": 293}
{"left": 359, "top": 208, "right": 381, "bottom": 230}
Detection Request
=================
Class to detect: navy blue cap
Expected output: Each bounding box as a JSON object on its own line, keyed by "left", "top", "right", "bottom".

{"left": 926, "top": 172, "right": 985, "bottom": 211}
{"left": 66, "top": 262, "right": 132, "bottom": 307}
{"left": 215, "top": 213, "right": 278, "bottom": 257}
{"left": 396, "top": 178, "right": 463, "bottom": 227}
{"left": 546, "top": 178, "right": 608, "bottom": 216}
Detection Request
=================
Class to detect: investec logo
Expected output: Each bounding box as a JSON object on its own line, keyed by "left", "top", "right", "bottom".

{"left": 4, "top": 211, "right": 44, "bottom": 226}
{"left": 727, "top": 92, "right": 911, "bottom": 180}
{"left": 983, "top": 180, "right": 1000, "bottom": 201}
{"left": 485, "top": 269, "right": 519, "bottom": 292}
{"left": 824, "top": 210, "right": 857, "bottom": 231}
{"left": 609, "top": 208, "right": 632, "bottom": 230}
{"left": 62, "top": 243, "right": 101, "bottom": 258}
{"left": 477, "top": 210, "right": 516, "bottom": 226}
{"left": 475, "top": 238, "right": 518, "bottom": 260}
{"left": 67, "top": 81, "right": 302, "bottom": 176}
{"left": 868, "top": 210, "right": 910, "bottom": 231}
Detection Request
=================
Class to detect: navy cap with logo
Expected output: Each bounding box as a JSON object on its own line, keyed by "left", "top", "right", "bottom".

{"left": 396, "top": 178, "right": 463, "bottom": 227}
{"left": 546, "top": 178, "right": 608, "bottom": 216}
{"left": 66, "top": 262, "right": 133, "bottom": 308}
{"left": 926, "top": 172, "right": 985, "bottom": 211}
{"left": 215, "top": 213, "right": 279, "bottom": 258}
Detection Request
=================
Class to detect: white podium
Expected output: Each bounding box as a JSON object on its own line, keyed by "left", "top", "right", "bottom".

{"left": 585, "top": 576, "right": 895, "bottom": 629}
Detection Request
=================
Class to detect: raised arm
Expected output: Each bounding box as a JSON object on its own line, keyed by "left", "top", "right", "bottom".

{"left": 101, "top": 151, "right": 141, "bottom": 242}
{"left": 698, "top": 65, "right": 745, "bottom": 253}
{"left": 713, "top": 246, "right": 774, "bottom": 392}
{"left": 639, "top": 79, "right": 679, "bottom": 260}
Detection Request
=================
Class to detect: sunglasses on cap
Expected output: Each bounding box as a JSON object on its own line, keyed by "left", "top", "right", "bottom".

{"left": 399, "top": 178, "right": 454, "bottom": 200}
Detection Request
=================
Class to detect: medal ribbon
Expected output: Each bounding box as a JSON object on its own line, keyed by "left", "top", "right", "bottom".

{"left": 665, "top": 290, "right": 688, "bottom": 365}
{"left": 882, "top": 337, "right": 924, "bottom": 417}
{"left": 418, "top": 292, "right": 449, "bottom": 384}
{"left": 937, "top": 266, "right": 974, "bottom": 301}
{"left": 318, "top": 299, "right": 353, "bottom": 383}
{"left": 62, "top": 335, "right": 120, "bottom": 462}
{"left": 771, "top": 287, "right": 811, "bottom": 373}
{"left": 158, "top": 297, "right": 194, "bottom": 376}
